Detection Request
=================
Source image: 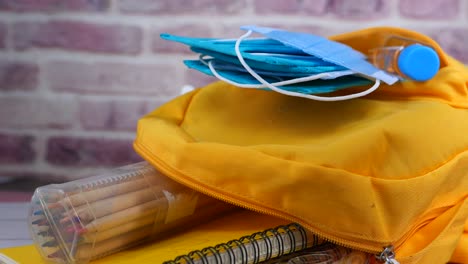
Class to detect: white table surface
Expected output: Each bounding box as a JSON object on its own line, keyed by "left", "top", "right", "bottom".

{"left": 0, "top": 203, "right": 32, "bottom": 249}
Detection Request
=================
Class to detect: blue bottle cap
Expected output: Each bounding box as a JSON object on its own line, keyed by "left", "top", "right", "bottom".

{"left": 397, "top": 44, "right": 440, "bottom": 81}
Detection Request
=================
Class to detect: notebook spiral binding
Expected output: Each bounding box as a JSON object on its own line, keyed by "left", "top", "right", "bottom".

{"left": 164, "top": 223, "right": 312, "bottom": 264}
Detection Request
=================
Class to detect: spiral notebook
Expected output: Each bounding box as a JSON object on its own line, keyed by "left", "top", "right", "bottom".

{"left": 0, "top": 210, "right": 304, "bottom": 264}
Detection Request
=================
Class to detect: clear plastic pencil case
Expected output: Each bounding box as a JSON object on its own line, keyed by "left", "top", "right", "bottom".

{"left": 29, "top": 162, "right": 235, "bottom": 264}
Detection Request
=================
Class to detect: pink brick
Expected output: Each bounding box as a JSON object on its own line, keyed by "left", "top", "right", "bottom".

{"left": 79, "top": 99, "right": 159, "bottom": 131}
{"left": 184, "top": 68, "right": 218, "bottom": 88}
{"left": 429, "top": 28, "right": 468, "bottom": 64}
{"left": 0, "top": 133, "right": 35, "bottom": 164}
{"left": 254, "top": 0, "right": 328, "bottom": 15}
{"left": 0, "top": 23, "right": 6, "bottom": 49}
{"left": 218, "top": 23, "right": 337, "bottom": 43}
{"left": 0, "top": 61, "right": 39, "bottom": 91}
{"left": 13, "top": 21, "right": 142, "bottom": 54}
{"left": 0, "top": 0, "right": 110, "bottom": 12}
{"left": 329, "top": 0, "right": 389, "bottom": 19}
{"left": 217, "top": 23, "right": 255, "bottom": 38}
{"left": 153, "top": 24, "right": 213, "bottom": 54}
{"left": 301, "top": 0, "right": 330, "bottom": 15}
{"left": 0, "top": 95, "right": 78, "bottom": 129}
{"left": 0, "top": 171, "right": 65, "bottom": 182}
{"left": 145, "top": 100, "right": 166, "bottom": 113}
{"left": 280, "top": 25, "right": 337, "bottom": 37}
{"left": 46, "top": 136, "right": 142, "bottom": 166}
{"left": 219, "top": 23, "right": 331, "bottom": 38}
{"left": 119, "top": 0, "right": 247, "bottom": 15}
{"left": 47, "top": 61, "right": 183, "bottom": 96}
{"left": 0, "top": 191, "right": 33, "bottom": 202}
{"left": 254, "top": 0, "right": 301, "bottom": 14}
{"left": 399, "top": 0, "right": 459, "bottom": 19}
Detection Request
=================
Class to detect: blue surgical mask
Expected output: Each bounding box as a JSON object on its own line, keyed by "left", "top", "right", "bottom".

{"left": 161, "top": 34, "right": 346, "bottom": 71}
{"left": 240, "top": 25, "right": 399, "bottom": 85}
{"left": 160, "top": 28, "right": 388, "bottom": 101}
{"left": 184, "top": 59, "right": 372, "bottom": 94}
{"left": 189, "top": 47, "right": 346, "bottom": 75}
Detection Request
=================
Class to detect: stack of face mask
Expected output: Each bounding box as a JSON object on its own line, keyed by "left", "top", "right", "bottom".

{"left": 161, "top": 25, "right": 400, "bottom": 101}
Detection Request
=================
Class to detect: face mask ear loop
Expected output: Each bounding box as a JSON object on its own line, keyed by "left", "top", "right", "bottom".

{"left": 235, "top": 30, "right": 381, "bottom": 102}
{"left": 201, "top": 55, "right": 354, "bottom": 89}
{"left": 203, "top": 56, "right": 270, "bottom": 89}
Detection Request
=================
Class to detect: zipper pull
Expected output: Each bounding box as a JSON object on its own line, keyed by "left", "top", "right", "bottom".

{"left": 376, "top": 245, "right": 400, "bottom": 264}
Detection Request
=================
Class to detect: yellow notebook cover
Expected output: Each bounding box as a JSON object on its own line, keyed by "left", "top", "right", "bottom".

{"left": 0, "top": 210, "right": 287, "bottom": 264}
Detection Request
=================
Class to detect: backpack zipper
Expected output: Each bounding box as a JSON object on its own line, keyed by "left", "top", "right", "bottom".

{"left": 135, "top": 142, "right": 402, "bottom": 262}
{"left": 375, "top": 245, "right": 400, "bottom": 264}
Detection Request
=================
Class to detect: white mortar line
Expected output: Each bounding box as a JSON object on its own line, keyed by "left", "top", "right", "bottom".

{"left": 387, "top": 0, "right": 400, "bottom": 20}
{"left": 0, "top": 11, "right": 464, "bottom": 29}
{"left": 0, "top": 163, "right": 124, "bottom": 181}
{"left": 108, "top": 0, "right": 118, "bottom": 14}
{"left": 0, "top": 91, "right": 174, "bottom": 101}
{"left": 460, "top": 0, "right": 468, "bottom": 22}
{"left": 0, "top": 128, "right": 136, "bottom": 140}
{"left": 0, "top": 50, "right": 192, "bottom": 64}
{"left": 31, "top": 133, "right": 49, "bottom": 176}
{"left": 3, "top": 20, "right": 13, "bottom": 51}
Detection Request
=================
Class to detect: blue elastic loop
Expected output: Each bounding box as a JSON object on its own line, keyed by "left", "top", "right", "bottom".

{"left": 397, "top": 44, "right": 440, "bottom": 81}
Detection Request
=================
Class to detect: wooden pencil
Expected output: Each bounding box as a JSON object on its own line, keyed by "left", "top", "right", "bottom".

{"left": 81, "top": 216, "right": 158, "bottom": 243}
{"left": 74, "top": 226, "right": 152, "bottom": 260}
{"left": 80, "top": 198, "right": 235, "bottom": 243}
{"left": 31, "top": 162, "right": 239, "bottom": 263}
{"left": 61, "top": 187, "right": 167, "bottom": 223}
{"left": 81, "top": 198, "right": 168, "bottom": 232}
{"left": 64, "top": 172, "right": 175, "bottom": 207}
{"left": 63, "top": 177, "right": 150, "bottom": 207}
{"left": 80, "top": 190, "right": 222, "bottom": 233}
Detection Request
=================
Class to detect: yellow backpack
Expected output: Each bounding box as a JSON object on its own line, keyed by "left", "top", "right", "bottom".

{"left": 134, "top": 27, "right": 468, "bottom": 264}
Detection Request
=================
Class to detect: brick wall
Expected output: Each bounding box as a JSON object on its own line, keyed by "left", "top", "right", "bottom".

{"left": 0, "top": 0, "right": 467, "bottom": 181}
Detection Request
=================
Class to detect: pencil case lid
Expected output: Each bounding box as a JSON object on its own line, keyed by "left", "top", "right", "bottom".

{"left": 134, "top": 26, "right": 468, "bottom": 263}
